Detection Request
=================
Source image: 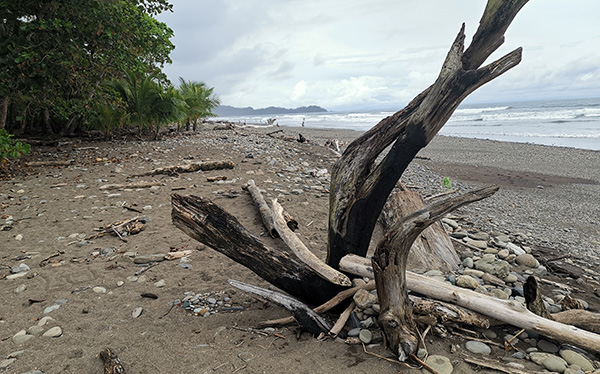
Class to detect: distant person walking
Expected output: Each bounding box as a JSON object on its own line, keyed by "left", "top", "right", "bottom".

{"left": 301, "top": 117, "right": 305, "bottom": 127}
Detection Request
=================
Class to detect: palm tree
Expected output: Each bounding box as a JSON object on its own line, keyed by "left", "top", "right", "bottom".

{"left": 177, "top": 78, "right": 220, "bottom": 131}
{"left": 111, "top": 71, "right": 181, "bottom": 138}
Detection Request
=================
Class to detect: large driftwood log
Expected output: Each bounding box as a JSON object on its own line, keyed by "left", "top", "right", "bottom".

{"left": 327, "top": 0, "right": 527, "bottom": 270}
{"left": 171, "top": 194, "right": 344, "bottom": 304}
{"left": 271, "top": 199, "right": 351, "bottom": 287}
{"left": 133, "top": 160, "right": 234, "bottom": 177}
{"left": 380, "top": 188, "right": 459, "bottom": 272}
{"left": 245, "top": 179, "right": 279, "bottom": 238}
{"left": 373, "top": 185, "right": 498, "bottom": 361}
{"left": 340, "top": 255, "right": 600, "bottom": 354}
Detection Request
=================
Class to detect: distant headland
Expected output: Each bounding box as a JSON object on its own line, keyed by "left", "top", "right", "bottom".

{"left": 214, "top": 105, "right": 327, "bottom": 116}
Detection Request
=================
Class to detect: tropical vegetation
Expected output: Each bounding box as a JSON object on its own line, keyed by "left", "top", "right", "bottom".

{"left": 1, "top": 0, "right": 220, "bottom": 141}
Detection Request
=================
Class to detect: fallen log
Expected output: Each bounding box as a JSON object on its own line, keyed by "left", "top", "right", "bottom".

{"left": 133, "top": 160, "right": 234, "bottom": 177}
{"left": 25, "top": 160, "right": 74, "bottom": 167}
{"left": 245, "top": 179, "right": 278, "bottom": 238}
{"left": 271, "top": 199, "right": 351, "bottom": 287}
{"left": 171, "top": 194, "right": 344, "bottom": 304}
{"left": 339, "top": 254, "right": 600, "bottom": 354}
{"left": 229, "top": 279, "right": 332, "bottom": 335}
{"left": 99, "top": 181, "right": 163, "bottom": 191}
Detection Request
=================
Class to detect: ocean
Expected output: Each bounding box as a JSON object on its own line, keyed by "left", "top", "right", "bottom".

{"left": 217, "top": 98, "right": 600, "bottom": 151}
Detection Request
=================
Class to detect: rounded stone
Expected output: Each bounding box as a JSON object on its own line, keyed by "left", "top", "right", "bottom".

{"left": 560, "top": 350, "right": 594, "bottom": 372}
{"left": 43, "top": 326, "right": 63, "bottom": 338}
{"left": 456, "top": 275, "right": 480, "bottom": 290}
{"left": 462, "top": 257, "right": 474, "bottom": 268}
{"left": 422, "top": 355, "right": 453, "bottom": 374}
{"left": 358, "top": 329, "right": 372, "bottom": 344}
{"left": 504, "top": 274, "right": 518, "bottom": 283}
{"left": 93, "top": 286, "right": 107, "bottom": 294}
{"left": 27, "top": 325, "right": 44, "bottom": 335}
{"left": 12, "top": 334, "right": 33, "bottom": 345}
{"left": 465, "top": 340, "right": 491, "bottom": 355}
{"left": 515, "top": 254, "right": 537, "bottom": 268}
{"left": 537, "top": 339, "right": 559, "bottom": 353}
{"left": 542, "top": 356, "right": 567, "bottom": 373}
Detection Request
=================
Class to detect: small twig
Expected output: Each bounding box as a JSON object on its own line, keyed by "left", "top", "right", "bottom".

{"left": 361, "top": 343, "right": 416, "bottom": 369}
{"left": 134, "top": 263, "right": 157, "bottom": 276}
{"left": 232, "top": 365, "right": 246, "bottom": 373}
{"left": 159, "top": 303, "right": 177, "bottom": 319}
{"left": 329, "top": 301, "right": 355, "bottom": 337}
{"left": 424, "top": 189, "right": 458, "bottom": 201}
{"left": 111, "top": 226, "right": 127, "bottom": 242}
{"left": 411, "top": 353, "right": 440, "bottom": 374}
{"left": 504, "top": 328, "right": 526, "bottom": 350}
{"left": 212, "top": 362, "right": 228, "bottom": 371}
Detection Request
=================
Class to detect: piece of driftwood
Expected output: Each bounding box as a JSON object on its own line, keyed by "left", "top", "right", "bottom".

{"left": 171, "top": 194, "right": 344, "bottom": 304}
{"left": 25, "top": 159, "right": 74, "bottom": 167}
{"left": 86, "top": 216, "right": 147, "bottom": 241}
{"left": 99, "top": 348, "right": 125, "bottom": 374}
{"left": 245, "top": 179, "right": 278, "bottom": 238}
{"left": 258, "top": 280, "right": 376, "bottom": 328}
{"left": 373, "top": 185, "right": 498, "bottom": 361}
{"left": 339, "top": 255, "right": 600, "bottom": 354}
{"left": 329, "top": 301, "right": 355, "bottom": 337}
{"left": 229, "top": 279, "right": 332, "bottom": 335}
{"left": 411, "top": 296, "right": 493, "bottom": 329}
{"left": 380, "top": 188, "right": 460, "bottom": 272}
{"left": 133, "top": 160, "right": 234, "bottom": 177}
{"left": 271, "top": 198, "right": 351, "bottom": 287}
{"left": 524, "top": 275, "right": 600, "bottom": 334}
{"left": 99, "top": 181, "right": 163, "bottom": 191}
{"left": 464, "top": 356, "right": 547, "bottom": 374}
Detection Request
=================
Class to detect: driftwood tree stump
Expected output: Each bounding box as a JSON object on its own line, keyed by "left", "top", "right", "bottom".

{"left": 168, "top": 0, "right": 554, "bottom": 362}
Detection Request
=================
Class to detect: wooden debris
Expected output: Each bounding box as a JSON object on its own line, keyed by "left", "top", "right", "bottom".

{"left": 164, "top": 250, "right": 192, "bottom": 260}
{"left": 207, "top": 176, "right": 227, "bottom": 182}
{"left": 229, "top": 279, "right": 332, "bottom": 335}
{"left": 271, "top": 198, "right": 351, "bottom": 287}
{"left": 86, "top": 216, "right": 147, "bottom": 241}
{"left": 245, "top": 179, "right": 278, "bottom": 238}
{"left": 100, "top": 348, "right": 125, "bottom": 374}
{"left": 329, "top": 301, "right": 355, "bottom": 337}
{"left": 258, "top": 280, "right": 375, "bottom": 328}
{"left": 99, "top": 181, "right": 163, "bottom": 190}
{"left": 340, "top": 255, "right": 600, "bottom": 354}
{"left": 25, "top": 160, "right": 74, "bottom": 167}
{"left": 464, "top": 356, "right": 547, "bottom": 374}
{"left": 132, "top": 160, "right": 234, "bottom": 177}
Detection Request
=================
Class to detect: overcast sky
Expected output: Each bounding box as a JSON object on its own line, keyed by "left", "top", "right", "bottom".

{"left": 157, "top": 1, "right": 600, "bottom": 111}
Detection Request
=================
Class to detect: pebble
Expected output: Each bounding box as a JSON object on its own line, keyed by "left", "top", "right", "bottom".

{"left": 6, "top": 272, "right": 28, "bottom": 280}
{"left": 506, "top": 242, "right": 526, "bottom": 256}
{"left": 11, "top": 263, "right": 30, "bottom": 274}
{"left": 42, "top": 326, "right": 63, "bottom": 338}
{"left": 14, "top": 284, "right": 27, "bottom": 293}
{"left": 542, "top": 356, "right": 567, "bottom": 373}
{"left": 465, "top": 340, "right": 491, "bottom": 354}
{"left": 132, "top": 307, "right": 143, "bottom": 318}
{"left": 456, "top": 275, "right": 480, "bottom": 290}
{"left": 422, "top": 355, "right": 453, "bottom": 374}
{"left": 43, "top": 304, "right": 61, "bottom": 314}
{"left": 537, "top": 339, "right": 559, "bottom": 353}
{"left": 358, "top": 329, "right": 372, "bottom": 344}
{"left": 154, "top": 279, "right": 166, "bottom": 288}
{"left": 347, "top": 328, "right": 361, "bottom": 337}
{"left": 503, "top": 274, "right": 518, "bottom": 283}
{"left": 462, "top": 257, "right": 474, "bottom": 268}
{"left": 27, "top": 325, "right": 44, "bottom": 335}
{"left": 560, "top": 350, "right": 594, "bottom": 372}
{"left": 15, "top": 234, "right": 23, "bottom": 241}
{"left": 515, "top": 253, "right": 537, "bottom": 268}
{"left": 12, "top": 331, "right": 33, "bottom": 345}
{"left": 38, "top": 316, "right": 54, "bottom": 326}
{"left": 353, "top": 289, "right": 378, "bottom": 309}
{"left": 93, "top": 286, "right": 107, "bottom": 294}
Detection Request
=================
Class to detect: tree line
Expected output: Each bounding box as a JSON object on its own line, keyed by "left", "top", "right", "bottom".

{"left": 0, "top": 0, "right": 219, "bottom": 139}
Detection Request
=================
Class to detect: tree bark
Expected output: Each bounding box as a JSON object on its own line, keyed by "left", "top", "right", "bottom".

{"left": 380, "top": 188, "right": 459, "bottom": 272}
{"left": 373, "top": 185, "right": 498, "bottom": 361}
{"left": 327, "top": 0, "right": 527, "bottom": 269}
{"left": 171, "top": 194, "right": 344, "bottom": 304}
{"left": 0, "top": 96, "right": 8, "bottom": 130}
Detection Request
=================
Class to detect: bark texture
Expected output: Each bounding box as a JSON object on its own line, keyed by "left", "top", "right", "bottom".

{"left": 327, "top": 0, "right": 528, "bottom": 268}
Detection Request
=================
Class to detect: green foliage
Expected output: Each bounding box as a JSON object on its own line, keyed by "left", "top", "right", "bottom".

{"left": 177, "top": 78, "right": 221, "bottom": 130}
{"left": 442, "top": 176, "right": 452, "bottom": 190}
{"left": 0, "top": 0, "right": 174, "bottom": 134}
{"left": 0, "top": 130, "right": 31, "bottom": 161}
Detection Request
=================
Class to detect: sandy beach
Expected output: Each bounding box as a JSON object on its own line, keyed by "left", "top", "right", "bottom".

{"left": 1, "top": 125, "right": 599, "bottom": 373}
